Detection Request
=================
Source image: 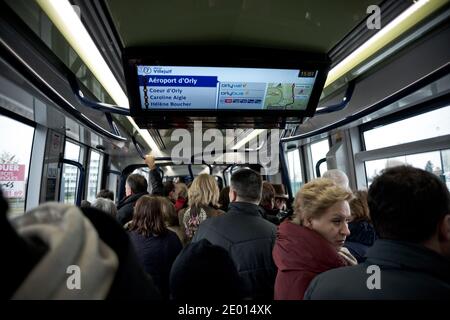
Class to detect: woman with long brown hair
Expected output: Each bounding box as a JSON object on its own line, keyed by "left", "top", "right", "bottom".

{"left": 128, "top": 195, "right": 182, "bottom": 298}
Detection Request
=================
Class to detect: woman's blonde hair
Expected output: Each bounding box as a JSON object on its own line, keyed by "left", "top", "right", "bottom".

{"left": 293, "top": 178, "right": 354, "bottom": 225}
{"left": 175, "top": 183, "right": 188, "bottom": 199}
{"left": 188, "top": 174, "right": 219, "bottom": 207}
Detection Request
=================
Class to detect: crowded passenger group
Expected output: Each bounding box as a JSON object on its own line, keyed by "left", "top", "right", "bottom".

{"left": 2, "top": 155, "right": 450, "bottom": 300}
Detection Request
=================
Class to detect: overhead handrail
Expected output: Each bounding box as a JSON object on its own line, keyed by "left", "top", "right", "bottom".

{"left": 131, "top": 135, "right": 146, "bottom": 159}
{"left": 67, "top": 73, "right": 131, "bottom": 115}
{"left": 314, "top": 80, "right": 355, "bottom": 115}
{"left": 0, "top": 38, "right": 128, "bottom": 142}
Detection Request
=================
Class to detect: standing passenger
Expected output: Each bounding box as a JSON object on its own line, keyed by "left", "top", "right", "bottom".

{"left": 180, "top": 174, "right": 224, "bottom": 242}
{"left": 91, "top": 197, "right": 118, "bottom": 218}
{"left": 96, "top": 189, "right": 114, "bottom": 201}
{"left": 218, "top": 186, "right": 230, "bottom": 212}
{"left": 116, "top": 155, "right": 163, "bottom": 226}
{"left": 272, "top": 184, "right": 289, "bottom": 211}
{"left": 116, "top": 174, "right": 148, "bottom": 225}
{"left": 259, "top": 181, "right": 279, "bottom": 225}
{"left": 128, "top": 196, "right": 182, "bottom": 298}
{"left": 322, "top": 169, "right": 350, "bottom": 190}
{"left": 174, "top": 183, "right": 188, "bottom": 213}
{"left": 192, "top": 169, "right": 277, "bottom": 300}
{"left": 273, "top": 178, "right": 355, "bottom": 300}
{"left": 305, "top": 166, "right": 450, "bottom": 299}
{"left": 344, "top": 190, "right": 377, "bottom": 263}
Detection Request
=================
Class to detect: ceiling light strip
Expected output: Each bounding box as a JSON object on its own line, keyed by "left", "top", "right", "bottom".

{"left": 325, "top": 0, "right": 447, "bottom": 88}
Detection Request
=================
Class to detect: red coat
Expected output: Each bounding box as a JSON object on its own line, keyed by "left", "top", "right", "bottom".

{"left": 273, "top": 221, "right": 347, "bottom": 300}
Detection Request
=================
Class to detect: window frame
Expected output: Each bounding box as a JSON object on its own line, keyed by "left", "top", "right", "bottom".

{"left": 360, "top": 98, "right": 448, "bottom": 151}
{"left": 0, "top": 111, "right": 36, "bottom": 215}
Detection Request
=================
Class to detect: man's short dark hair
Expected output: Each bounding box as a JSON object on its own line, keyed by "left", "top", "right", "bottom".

{"left": 368, "top": 165, "right": 450, "bottom": 243}
{"left": 230, "top": 169, "right": 262, "bottom": 203}
{"left": 97, "top": 189, "right": 114, "bottom": 201}
{"left": 126, "top": 174, "right": 148, "bottom": 194}
{"left": 163, "top": 181, "right": 175, "bottom": 197}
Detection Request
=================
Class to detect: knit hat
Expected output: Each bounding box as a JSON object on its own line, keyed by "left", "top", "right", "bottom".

{"left": 169, "top": 239, "right": 242, "bottom": 301}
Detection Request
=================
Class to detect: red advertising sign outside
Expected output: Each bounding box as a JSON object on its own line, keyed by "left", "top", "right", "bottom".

{"left": 0, "top": 164, "right": 26, "bottom": 198}
{"left": 0, "top": 164, "right": 25, "bottom": 181}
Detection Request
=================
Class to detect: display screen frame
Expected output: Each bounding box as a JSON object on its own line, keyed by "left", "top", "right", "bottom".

{"left": 123, "top": 46, "right": 330, "bottom": 123}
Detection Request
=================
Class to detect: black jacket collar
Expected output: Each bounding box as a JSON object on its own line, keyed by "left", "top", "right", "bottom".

{"left": 367, "top": 239, "right": 450, "bottom": 283}
{"left": 228, "top": 202, "right": 262, "bottom": 217}
{"left": 117, "top": 192, "right": 148, "bottom": 208}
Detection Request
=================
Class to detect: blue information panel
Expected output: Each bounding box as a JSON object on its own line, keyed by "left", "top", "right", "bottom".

{"left": 137, "top": 66, "right": 317, "bottom": 110}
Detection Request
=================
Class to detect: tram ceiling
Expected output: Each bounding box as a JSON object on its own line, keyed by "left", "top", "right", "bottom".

{"left": 21, "top": 0, "right": 446, "bottom": 155}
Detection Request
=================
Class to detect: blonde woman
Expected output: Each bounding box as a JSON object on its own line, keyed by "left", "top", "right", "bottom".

{"left": 273, "top": 178, "right": 356, "bottom": 300}
{"left": 180, "top": 174, "right": 224, "bottom": 242}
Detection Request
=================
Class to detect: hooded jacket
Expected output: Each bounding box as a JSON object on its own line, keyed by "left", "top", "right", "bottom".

{"left": 344, "top": 220, "right": 377, "bottom": 263}
{"left": 5, "top": 202, "right": 161, "bottom": 300}
{"left": 10, "top": 203, "right": 119, "bottom": 299}
{"left": 273, "top": 221, "right": 347, "bottom": 300}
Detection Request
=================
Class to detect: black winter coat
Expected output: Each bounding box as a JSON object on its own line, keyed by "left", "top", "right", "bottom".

{"left": 82, "top": 207, "right": 162, "bottom": 300}
{"left": 129, "top": 230, "right": 182, "bottom": 298}
{"left": 116, "top": 169, "right": 164, "bottom": 226}
{"left": 305, "top": 239, "right": 450, "bottom": 300}
{"left": 116, "top": 192, "right": 148, "bottom": 226}
{"left": 344, "top": 220, "right": 377, "bottom": 263}
{"left": 192, "top": 202, "right": 277, "bottom": 300}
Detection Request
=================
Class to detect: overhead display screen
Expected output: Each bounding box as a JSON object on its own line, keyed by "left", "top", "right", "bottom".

{"left": 137, "top": 66, "right": 318, "bottom": 111}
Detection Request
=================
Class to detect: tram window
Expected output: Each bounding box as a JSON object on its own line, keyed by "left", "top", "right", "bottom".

{"left": 61, "top": 164, "right": 80, "bottom": 204}
{"left": 64, "top": 141, "right": 81, "bottom": 161}
{"left": 86, "top": 150, "right": 103, "bottom": 202}
{"left": 107, "top": 172, "right": 120, "bottom": 202}
{"left": 287, "top": 149, "right": 303, "bottom": 195}
{"left": 310, "top": 139, "right": 329, "bottom": 178}
{"left": 0, "top": 115, "right": 34, "bottom": 217}
{"left": 61, "top": 141, "right": 82, "bottom": 204}
{"left": 363, "top": 106, "right": 450, "bottom": 151}
{"left": 364, "top": 149, "right": 450, "bottom": 190}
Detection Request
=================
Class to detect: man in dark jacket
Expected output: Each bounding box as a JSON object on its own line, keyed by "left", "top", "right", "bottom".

{"left": 192, "top": 169, "right": 277, "bottom": 300}
{"left": 305, "top": 166, "right": 450, "bottom": 299}
{"left": 116, "top": 155, "right": 163, "bottom": 225}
